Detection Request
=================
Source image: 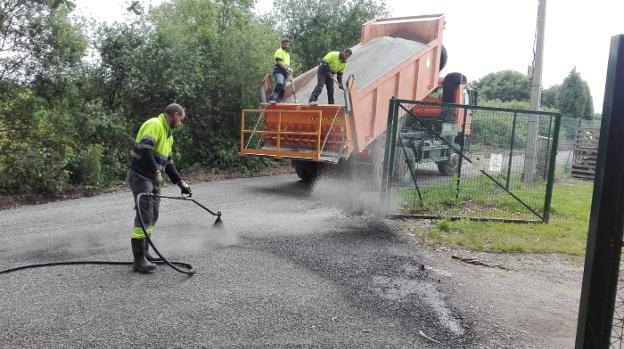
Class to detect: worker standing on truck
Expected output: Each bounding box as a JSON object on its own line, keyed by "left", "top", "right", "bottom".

{"left": 308, "top": 48, "right": 352, "bottom": 105}
{"left": 128, "top": 103, "right": 192, "bottom": 274}
{"left": 269, "top": 38, "right": 293, "bottom": 104}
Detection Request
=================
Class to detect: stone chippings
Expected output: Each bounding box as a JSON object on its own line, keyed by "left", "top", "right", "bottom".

{"left": 285, "top": 36, "right": 426, "bottom": 104}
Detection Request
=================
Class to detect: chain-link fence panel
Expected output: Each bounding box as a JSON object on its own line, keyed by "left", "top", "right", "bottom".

{"left": 382, "top": 99, "right": 561, "bottom": 223}
{"left": 556, "top": 116, "right": 601, "bottom": 178}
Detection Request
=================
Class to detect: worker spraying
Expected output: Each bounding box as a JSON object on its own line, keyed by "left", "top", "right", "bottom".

{"left": 308, "top": 48, "right": 352, "bottom": 105}
{"left": 128, "top": 103, "right": 192, "bottom": 274}
{"left": 269, "top": 38, "right": 293, "bottom": 104}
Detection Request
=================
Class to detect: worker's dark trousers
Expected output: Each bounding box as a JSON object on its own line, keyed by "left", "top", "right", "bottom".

{"left": 309, "top": 72, "right": 335, "bottom": 104}
{"left": 270, "top": 72, "right": 286, "bottom": 102}
{"left": 129, "top": 171, "right": 160, "bottom": 238}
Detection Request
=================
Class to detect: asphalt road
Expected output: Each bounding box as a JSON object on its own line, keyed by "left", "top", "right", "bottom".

{"left": 0, "top": 174, "right": 473, "bottom": 348}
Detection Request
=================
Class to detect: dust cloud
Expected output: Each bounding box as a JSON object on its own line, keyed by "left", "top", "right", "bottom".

{"left": 310, "top": 176, "right": 398, "bottom": 217}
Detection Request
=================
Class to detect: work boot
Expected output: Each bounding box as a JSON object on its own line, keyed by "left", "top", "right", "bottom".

{"left": 144, "top": 238, "right": 161, "bottom": 262}
{"left": 131, "top": 238, "right": 156, "bottom": 273}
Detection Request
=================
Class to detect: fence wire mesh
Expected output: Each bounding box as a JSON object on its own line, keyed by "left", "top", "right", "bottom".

{"left": 555, "top": 116, "right": 601, "bottom": 179}
{"left": 612, "top": 258, "right": 624, "bottom": 348}
{"left": 383, "top": 99, "right": 561, "bottom": 223}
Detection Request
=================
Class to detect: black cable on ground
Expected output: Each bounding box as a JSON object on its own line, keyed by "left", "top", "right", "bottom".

{"left": 0, "top": 260, "right": 193, "bottom": 275}
{"left": 0, "top": 191, "right": 224, "bottom": 276}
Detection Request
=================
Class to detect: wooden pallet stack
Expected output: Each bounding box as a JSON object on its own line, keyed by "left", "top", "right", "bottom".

{"left": 572, "top": 128, "right": 600, "bottom": 180}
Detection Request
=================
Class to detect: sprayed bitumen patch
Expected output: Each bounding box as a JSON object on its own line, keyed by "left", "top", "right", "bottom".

{"left": 0, "top": 175, "right": 481, "bottom": 347}
{"left": 284, "top": 36, "right": 426, "bottom": 104}
{"left": 243, "top": 218, "right": 475, "bottom": 347}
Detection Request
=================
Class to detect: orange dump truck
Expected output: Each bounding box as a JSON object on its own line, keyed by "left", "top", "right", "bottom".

{"left": 240, "top": 14, "right": 476, "bottom": 181}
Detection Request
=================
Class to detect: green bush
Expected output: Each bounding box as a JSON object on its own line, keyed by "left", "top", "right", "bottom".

{"left": 0, "top": 141, "right": 70, "bottom": 196}
{"left": 75, "top": 103, "right": 132, "bottom": 184}
{"left": 80, "top": 144, "right": 104, "bottom": 187}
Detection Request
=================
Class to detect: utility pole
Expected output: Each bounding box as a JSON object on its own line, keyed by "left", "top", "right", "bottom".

{"left": 524, "top": 0, "right": 546, "bottom": 183}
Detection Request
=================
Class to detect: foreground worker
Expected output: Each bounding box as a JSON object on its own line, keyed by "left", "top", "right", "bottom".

{"left": 128, "top": 103, "right": 192, "bottom": 273}
{"left": 269, "top": 38, "right": 293, "bottom": 103}
{"left": 308, "top": 48, "right": 352, "bottom": 105}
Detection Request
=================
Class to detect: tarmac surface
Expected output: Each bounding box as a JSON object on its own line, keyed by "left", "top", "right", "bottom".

{"left": 0, "top": 174, "right": 473, "bottom": 348}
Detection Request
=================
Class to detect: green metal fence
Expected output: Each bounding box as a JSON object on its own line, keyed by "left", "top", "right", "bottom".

{"left": 381, "top": 98, "right": 561, "bottom": 223}
{"left": 554, "top": 116, "right": 601, "bottom": 179}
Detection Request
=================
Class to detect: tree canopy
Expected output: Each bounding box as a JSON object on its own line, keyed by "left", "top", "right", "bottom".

{"left": 472, "top": 70, "right": 530, "bottom": 102}
{"left": 0, "top": 0, "right": 388, "bottom": 196}
{"left": 0, "top": 0, "right": 86, "bottom": 81}
{"left": 472, "top": 68, "right": 595, "bottom": 119}
{"left": 273, "top": 0, "right": 388, "bottom": 71}
{"left": 557, "top": 68, "right": 594, "bottom": 119}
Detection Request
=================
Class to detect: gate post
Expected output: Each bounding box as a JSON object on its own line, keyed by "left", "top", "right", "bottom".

{"left": 576, "top": 35, "right": 624, "bottom": 348}
{"left": 506, "top": 111, "right": 518, "bottom": 189}
{"left": 543, "top": 114, "right": 560, "bottom": 223}
{"left": 381, "top": 97, "right": 397, "bottom": 198}
{"left": 455, "top": 107, "right": 468, "bottom": 199}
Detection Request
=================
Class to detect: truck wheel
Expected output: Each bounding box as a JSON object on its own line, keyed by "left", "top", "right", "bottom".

{"left": 439, "top": 45, "right": 447, "bottom": 71}
{"left": 294, "top": 162, "right": 319, "bottom": 183}
{"left": 437, "top": 152, "right": 459, "bottom": 176}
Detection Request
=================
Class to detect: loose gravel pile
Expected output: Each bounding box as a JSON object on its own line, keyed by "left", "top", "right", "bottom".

{"left": 284, "top": 36, "right": 426, "bottom": 104}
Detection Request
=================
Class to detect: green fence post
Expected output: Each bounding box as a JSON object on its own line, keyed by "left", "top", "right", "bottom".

{"left": 381, "top": 98, "right": 397, "bottom": 198}
{"left": 544, "top": 113, "right": 554, "bottom": 180}
{"left": 543, "top": 114, "right": 560, "bottom": 223}
{"left": 576, "top": 35, "right": 624, "bottom": 348}
{"left": 387, "top": 99, "right": 399, "bottom": 195}
{"left": 455, "top": 107, "right": 469, "bottom": 200}
{"left": 506, "top": 111, "right": 518, "bottom": 189}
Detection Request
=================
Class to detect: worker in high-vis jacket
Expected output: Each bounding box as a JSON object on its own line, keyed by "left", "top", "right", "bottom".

{"left": 128, "top": 103, "right": 192, "bottom": 273}
{"left": 269, "top": 38, "right": 293, "bottom": 103}
{"left": 308, "top": 48, "right": 352, "bottom": 105}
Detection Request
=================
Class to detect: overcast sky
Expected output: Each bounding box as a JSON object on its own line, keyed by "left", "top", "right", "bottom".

{"left": 75, "top": 0, "right": 623, "bottom": 112}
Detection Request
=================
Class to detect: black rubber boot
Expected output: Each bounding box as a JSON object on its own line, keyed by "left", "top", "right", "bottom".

{"left": 144, "top": 238, "right": 161, "bottom": 262}
{"left": 131, "top": 238, "right": 156, "bottom": 273}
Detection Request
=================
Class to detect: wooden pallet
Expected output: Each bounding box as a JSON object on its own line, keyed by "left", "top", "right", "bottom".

{"left": 571, "top": 128, "right": 599, "bottom": 180}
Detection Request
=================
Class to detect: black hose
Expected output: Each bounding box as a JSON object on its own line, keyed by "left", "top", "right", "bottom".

{"left": 0, "top": 192, "right": 222, "bottom": 276}
{"left": 0, "top": 260, "right": 193, "bottom": 275}
{"left": 137, "top": 192, "right": 195, "bottom": 276}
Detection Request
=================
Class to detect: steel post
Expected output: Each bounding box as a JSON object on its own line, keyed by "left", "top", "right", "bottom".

{"left": 455, "top": 107, "right": 468, "bottom": 200}
{"left": 507, "top": 111, "right": 518, "bottom": 189}
{"left": 575, "top": 35, "right": 624, "bottom": 348}
{"left": 381, "top": 98, "right": 397, "bottom": 197}
{"left": 543, "top": 114, "right": 560, "bottom": 223}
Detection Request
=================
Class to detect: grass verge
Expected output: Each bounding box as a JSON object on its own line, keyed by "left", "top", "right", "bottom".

{"left": 404, "top": 179, "right": 592, "bottom": 255}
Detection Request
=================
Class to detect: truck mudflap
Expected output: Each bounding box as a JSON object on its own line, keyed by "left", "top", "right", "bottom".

{"left": 240, "top": 103, "right": 353, "bottom": 163}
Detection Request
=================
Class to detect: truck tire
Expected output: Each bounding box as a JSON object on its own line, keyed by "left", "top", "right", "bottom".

{"left": 437, "top": 152, "right": 459, "bottom": 176}
{"left": 293, "top": 162, "right": 319, "bottom": 183}
{"left": 439, "top": 45, "right": 447, "bottom": 71}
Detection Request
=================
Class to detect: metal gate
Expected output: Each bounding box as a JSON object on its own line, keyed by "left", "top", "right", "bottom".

{"left": 381, "top": 98, "right": 561, "bottom": 223}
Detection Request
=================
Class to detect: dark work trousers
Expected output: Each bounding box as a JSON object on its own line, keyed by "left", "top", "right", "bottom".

{"left": 129, "top": 170, "right": 160, "bottom": 238}
{"left": 309, "top": 71, "right": 335, "bottom": 104}
{"left": 270, "top": 72, "right": 287, "bottom": 102}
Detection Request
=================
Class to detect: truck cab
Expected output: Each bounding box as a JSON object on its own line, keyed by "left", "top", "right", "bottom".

{"left": 398, "top": 72, "right": 477, "bottom": 177}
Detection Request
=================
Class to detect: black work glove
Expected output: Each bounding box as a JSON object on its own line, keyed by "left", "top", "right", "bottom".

{"left": 178, "top": 180, "right": 192, "bottom": 197}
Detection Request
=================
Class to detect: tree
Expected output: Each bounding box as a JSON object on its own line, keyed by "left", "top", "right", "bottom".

{"left": 472, "top": 70, "right": 530, "bottom": 102}
{"left": 541, "top": 84, "right": 560, "bottom": 109}
{"left": 273, "top": 0, "right": 389, "bottom": 72}
{"left": 0, "top": 0, "right": 87, "bottom": 81}
{"left": 557, "top": 68, "right": 593, "bottom": 119}
{"left": 582, "top": 81, "right": 594, "bottom": 117}
{"left": 97, "top": 0, "right": 279, "bottom": 168}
